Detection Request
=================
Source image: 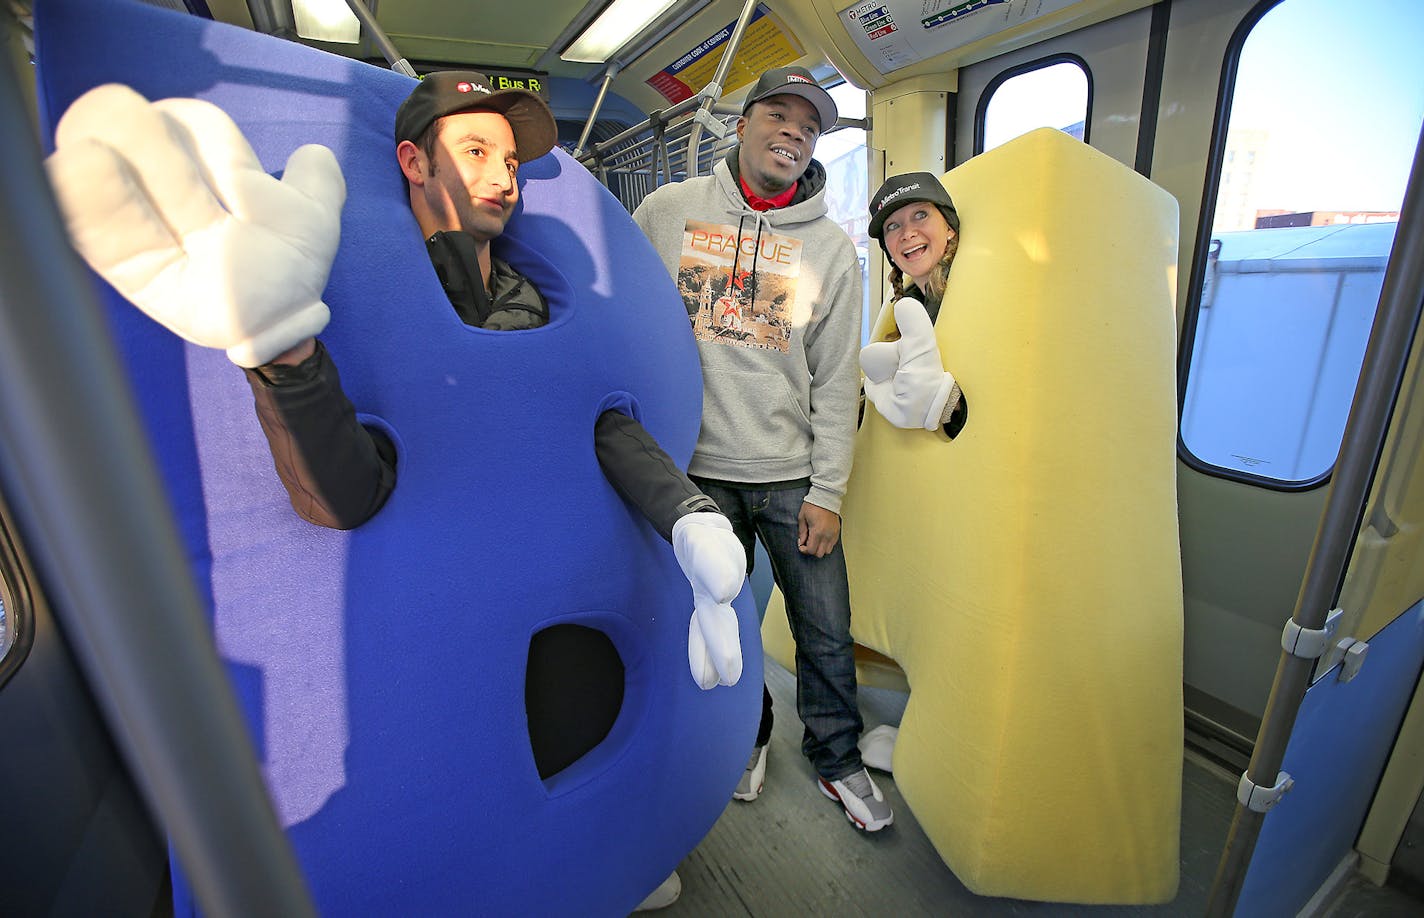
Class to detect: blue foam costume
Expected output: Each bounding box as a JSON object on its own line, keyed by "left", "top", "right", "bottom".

{"left": 34, "top": 0, "right": 760, "bottom": 912}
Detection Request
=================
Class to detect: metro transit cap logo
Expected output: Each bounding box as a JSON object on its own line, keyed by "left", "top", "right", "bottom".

{"left": 876, "top": 183, "right": 922, "bottom": 211}
{"left": 456, "top": 81, "right": 491, "bottom": 95}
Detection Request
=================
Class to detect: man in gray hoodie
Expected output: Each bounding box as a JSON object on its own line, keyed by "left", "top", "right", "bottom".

{"left": 633, "top": 67, "right": 890, "bottom": 832}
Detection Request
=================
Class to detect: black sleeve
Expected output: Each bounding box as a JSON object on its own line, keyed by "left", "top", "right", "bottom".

{"left": 243, "top": 340, "right": 397, "bottom": 530}
{"left": 593, "top": 411, "right": 719, "bottom": 542}
{"left": 944, "top": 390, "right": 968, "bottom": 439}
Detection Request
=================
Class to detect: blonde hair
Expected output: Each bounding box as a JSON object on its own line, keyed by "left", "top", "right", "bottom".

{"left": 889, "top": 231, "right": 959, "bottom": 308}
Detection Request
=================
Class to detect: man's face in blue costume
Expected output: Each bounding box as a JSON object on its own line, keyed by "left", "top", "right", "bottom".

{"left": 415, "top": 110, "right": 520, "bottom": 241}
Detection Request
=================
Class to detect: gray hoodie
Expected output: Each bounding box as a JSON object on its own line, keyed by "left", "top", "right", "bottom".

{"left": 633, "top": 150, "right": 863, "bottom": 513}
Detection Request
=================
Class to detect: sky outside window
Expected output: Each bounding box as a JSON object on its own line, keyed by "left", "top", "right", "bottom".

{"left": 981, "top": 61, "right": 1088, "bottom": 152}
{"left": 1214, "top": 0, "right": 1424, "bottom": 229}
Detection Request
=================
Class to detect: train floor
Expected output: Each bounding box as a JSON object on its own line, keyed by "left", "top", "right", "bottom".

{"left": 651, "top": 655, "right": 1423, "bottom": 917}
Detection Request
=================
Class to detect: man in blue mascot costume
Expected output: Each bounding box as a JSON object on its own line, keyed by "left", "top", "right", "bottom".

{"left": 36, "top": 0, "right": 761, "bottom": 912}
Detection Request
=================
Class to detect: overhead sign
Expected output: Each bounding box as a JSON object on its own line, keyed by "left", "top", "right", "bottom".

{"left": 416, "top": 66, "right": 551, "bottom": 102}
{"left": 484, "top": 70, "right": 551, "bottom": 101}
{"left": 840, "top": 0, "right": 1077, "bottom": 75}
{"left": 646, "top": 5, "right": 804, "bottom": 105}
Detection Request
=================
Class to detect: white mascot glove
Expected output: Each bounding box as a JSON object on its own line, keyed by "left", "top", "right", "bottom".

{"left": 671, "top": 512, "right": 746, "bottom": 690}
{"left": 859, "top": 297, "right": 957, "bottom": 431}
{"left": 45, "top": 84, "right": 346, "bottom": 368}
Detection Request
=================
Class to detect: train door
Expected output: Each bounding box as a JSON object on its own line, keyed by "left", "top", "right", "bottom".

{"left": 954, "top": 0, "right": 1424, "bottom": 908}
{"left": 956, "top": 0, "right": 1422, "bottom": 756}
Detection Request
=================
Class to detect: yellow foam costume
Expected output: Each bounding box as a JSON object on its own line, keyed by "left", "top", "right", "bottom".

{"left": 765, "top": 128, "right": 1183, "bottom": 903}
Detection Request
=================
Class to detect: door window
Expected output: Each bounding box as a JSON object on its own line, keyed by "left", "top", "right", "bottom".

{"left": 1179, "top": 0, "right": 1424, "bottom": 485}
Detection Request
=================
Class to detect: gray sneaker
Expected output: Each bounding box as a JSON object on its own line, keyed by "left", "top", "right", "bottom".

{"left": 733, "top": 744, "right": 767, "bottom": 801}
{"left": 633, "top": 871, "right": 681, "bottom": 911}
{"left": 818, "top": 768, "right": 893, "bottom": 831}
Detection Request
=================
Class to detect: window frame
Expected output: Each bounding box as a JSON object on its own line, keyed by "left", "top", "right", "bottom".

{"left": 1176, "top": 0, "right": 1356, "bottom": 493}
{"left": 817, "top": 77, "right": 873, "bottom": 341}
{"left": 972, "top": 53, "right": 1093, "bottom": 156}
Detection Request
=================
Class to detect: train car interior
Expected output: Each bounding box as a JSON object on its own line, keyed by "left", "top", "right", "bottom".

{"left": 2, "top": 0, "right": 1423, "bottom": 915}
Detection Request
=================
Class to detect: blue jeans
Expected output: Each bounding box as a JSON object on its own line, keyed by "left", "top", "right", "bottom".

{"left": 692, "top": 479, "right": 864, "bottom": 780}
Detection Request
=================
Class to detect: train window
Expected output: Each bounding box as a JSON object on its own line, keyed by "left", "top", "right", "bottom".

{"left": 1179, "top": 0, "right": 1424, "bottom": 487}
{"left": 975, "top": 56, "right": 1090, "bottom": 155}
{"left": 818, "top": 82, "right": 871, "bottom": 335}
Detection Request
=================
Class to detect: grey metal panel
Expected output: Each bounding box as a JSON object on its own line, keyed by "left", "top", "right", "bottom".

{"left": 953, "top": 4, "right": 1154, "bottom": 168}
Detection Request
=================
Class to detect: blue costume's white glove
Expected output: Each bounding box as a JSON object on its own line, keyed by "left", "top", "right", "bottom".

{"left": 45, "top": 84, "right": 345, "bottom": 368}
{"left": 672, "top": 512, "right": 745, "bottom": 689}
{"left": 859, "top": 297, "right": 957, "bottom": 431}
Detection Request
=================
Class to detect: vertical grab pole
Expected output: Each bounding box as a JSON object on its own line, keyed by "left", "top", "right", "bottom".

{"left": 650, "top": 110, "right": 671, "bottom": 186}
{"left": 1205, "top": 124, "right": 1424, "bottom": 916}
{"left": 574, "top": 63, "right": 621, "bottom": 159}
{"left": 684, "top": 0, "right": 758, "bottom": 175}
{"left": 342, "top": 0, "right": 417, "bottom": 77}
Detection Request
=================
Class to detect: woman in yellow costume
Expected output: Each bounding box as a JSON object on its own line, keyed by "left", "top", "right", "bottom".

{"left": 860, "top": 172, "right": 968, "bottom": 437}
{"left": 840, "top": 153, "right": 1183, "bottom": 903}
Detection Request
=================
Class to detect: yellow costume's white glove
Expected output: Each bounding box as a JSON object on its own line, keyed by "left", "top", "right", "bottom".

{"left": 672, "top": 512, "right": 745, "bottom": 689}
{"left": 45, "top": 84, "right": 346, "bottom": 368}
{"left": 859, "top": 297, "right": 957, "bottom": 431}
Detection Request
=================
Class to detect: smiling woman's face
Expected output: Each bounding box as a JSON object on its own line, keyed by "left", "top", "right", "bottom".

{"left": 882, "top": 202, "right": 955, "bottom": 291}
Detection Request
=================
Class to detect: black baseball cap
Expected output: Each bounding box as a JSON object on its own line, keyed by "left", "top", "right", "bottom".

{"left": 742, "top": 66, "right": 838, "bottom": 131}
{"left": 868, "top": 172, "right": 960, "bottom": 245}
{"left": 395, "top": 71, "right": 557, "bottom": 163}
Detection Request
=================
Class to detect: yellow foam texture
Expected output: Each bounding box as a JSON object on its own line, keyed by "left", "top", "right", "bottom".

{"left": 764, "top": 128, "right": 1183, "bottom": 903}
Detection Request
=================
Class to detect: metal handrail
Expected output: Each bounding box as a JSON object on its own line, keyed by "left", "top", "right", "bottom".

{"left": 573, "top": 63, "right": 621, "bottom": 158}
{"left": 342, "top": 0, "right": 416, "bottom": 77}
{"left": 568, "top": 0, "right": 868, "bottom": 203}
{"left": 1205, "top": 123, "right": 1424, "bottom": 916}
{"left": 683, "top": 0, "right": 759, "bottom": 175}
{"left": 575, "top": 101, "right": 741, "bottom": 210}
{"left": 581, "top": 93, "right": 710, "bottom": 157}
{"left": 577, "top": 101, "right": 867, "bottom": 210}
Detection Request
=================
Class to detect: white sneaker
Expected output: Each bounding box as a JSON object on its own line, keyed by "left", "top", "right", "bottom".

{"left": 733, "top": 744, "right": 767, "bottom": 801}
{"left": 818, "top": 768, "right": 893, "bottom": 831}
{"left": 633, "top": 871, "right": 681, "bottom": 911}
